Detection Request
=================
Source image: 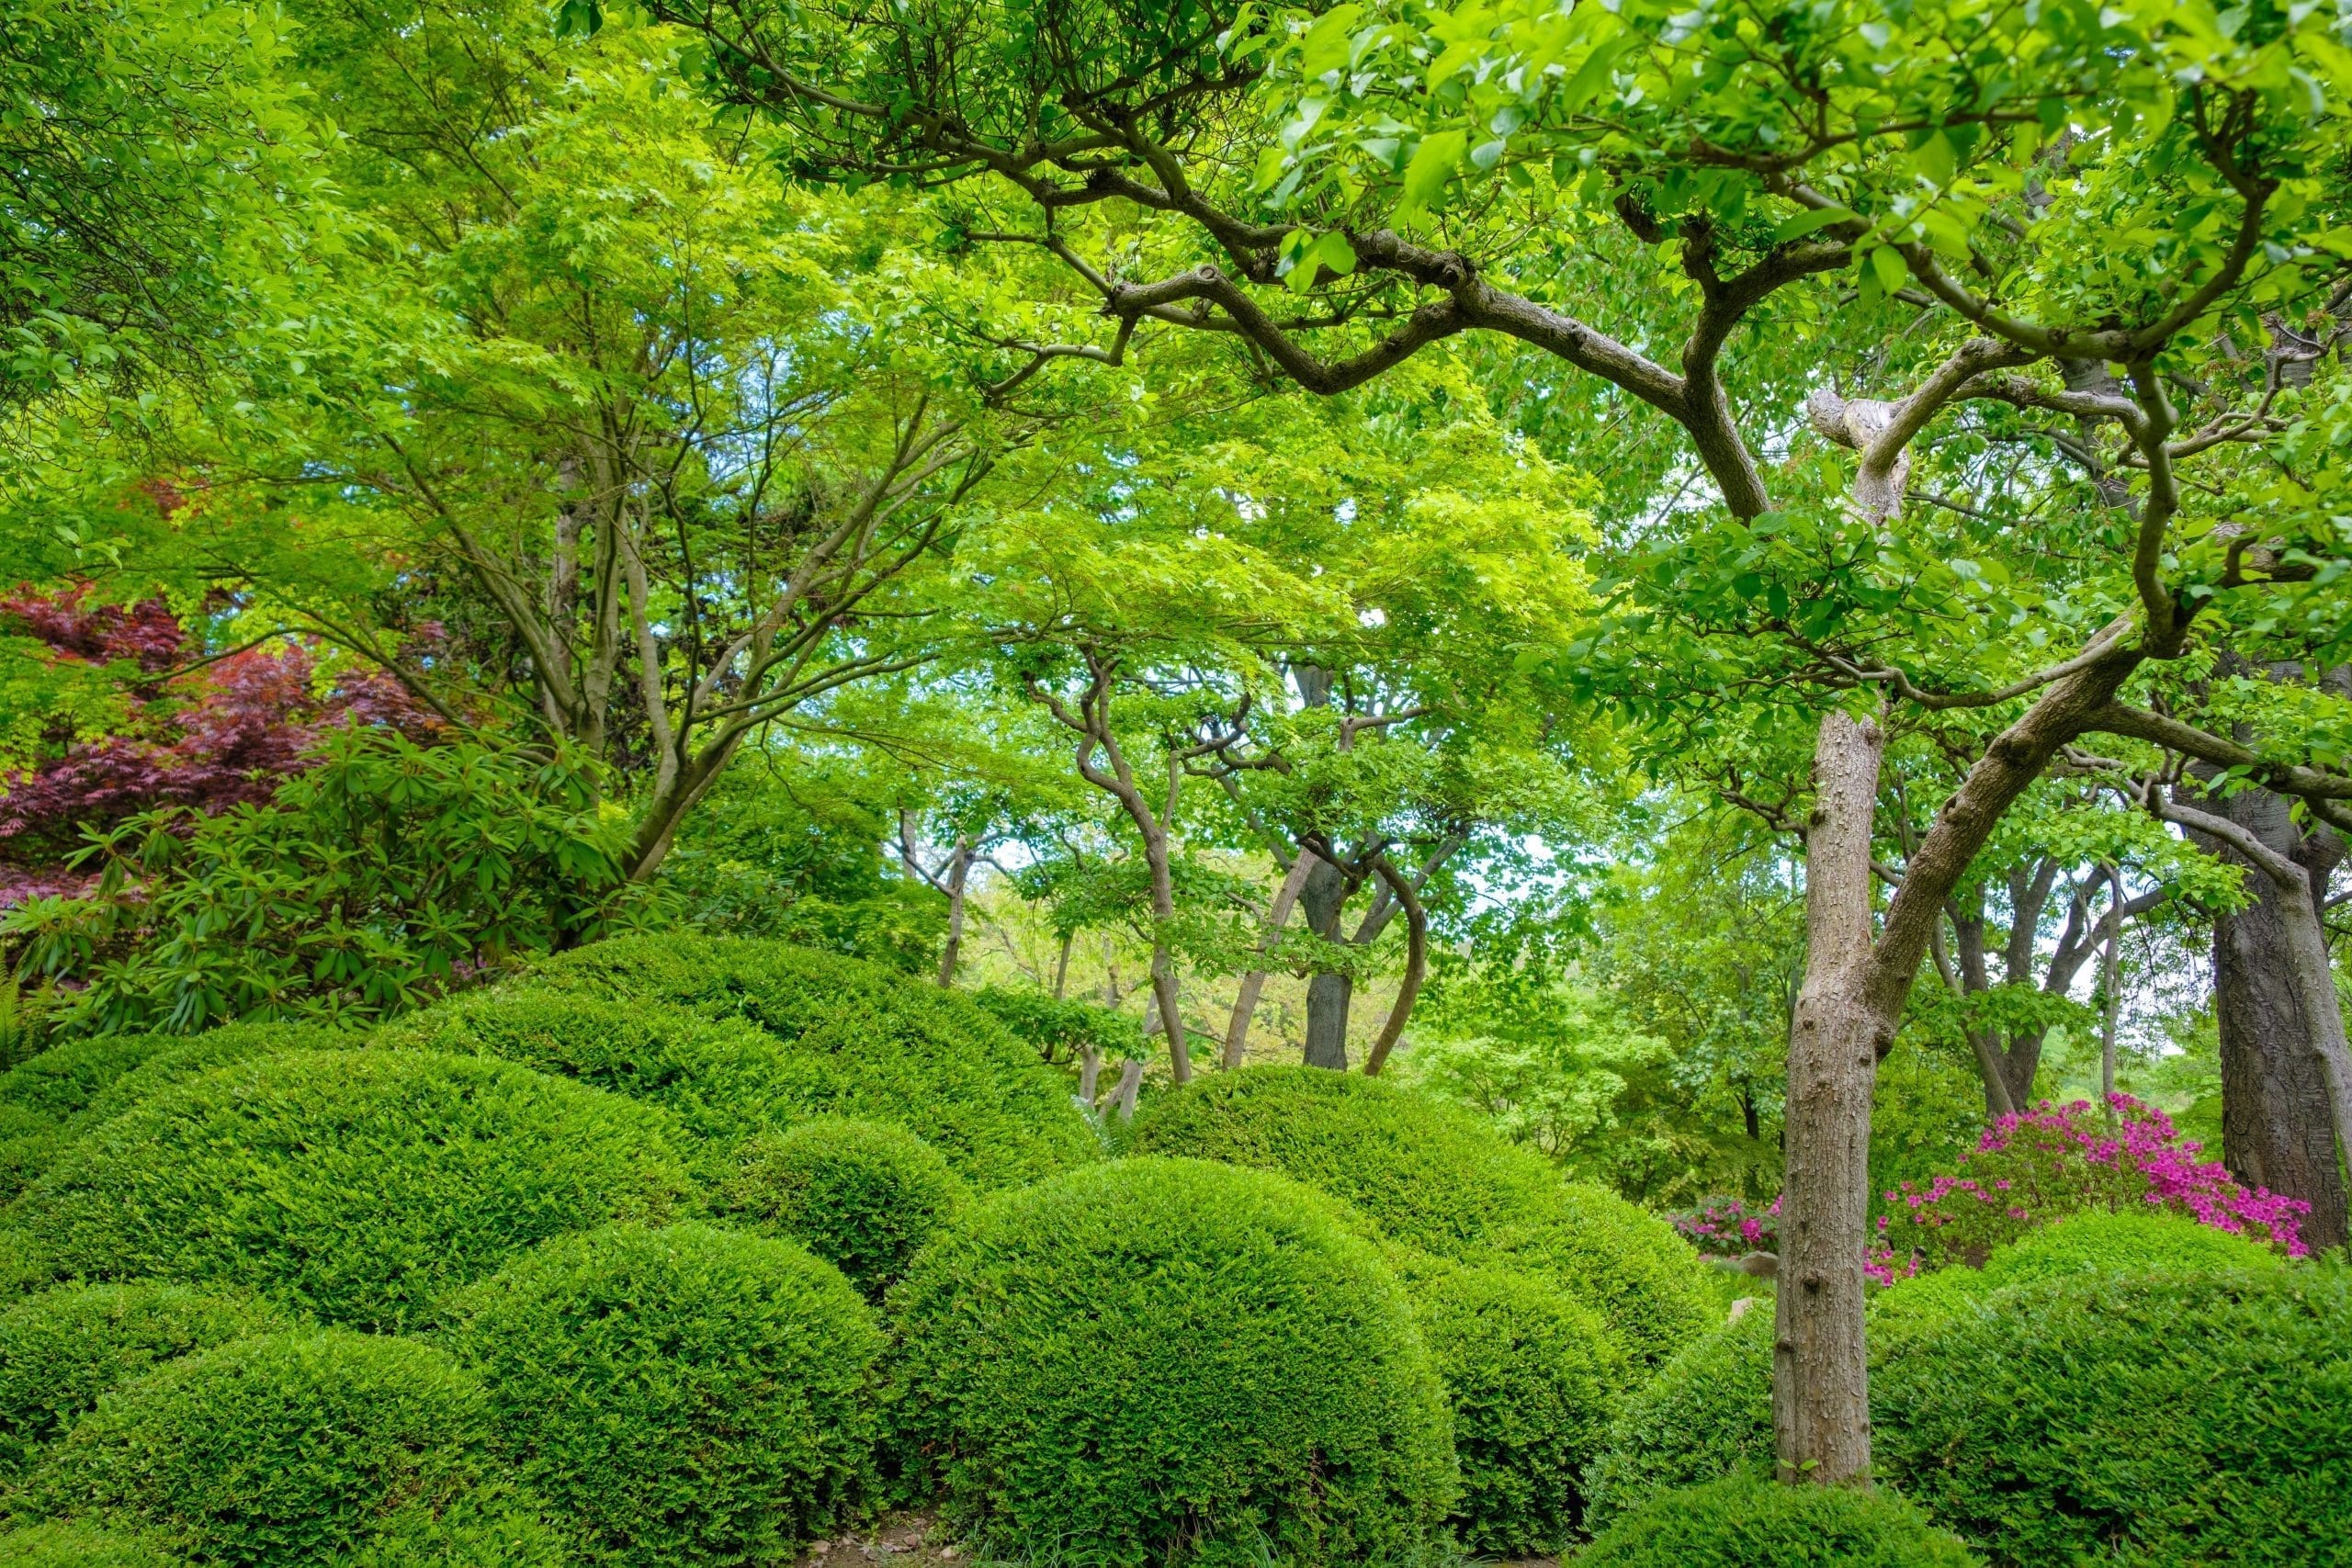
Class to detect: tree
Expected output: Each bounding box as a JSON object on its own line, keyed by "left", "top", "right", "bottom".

{"left": 637, "top": 0, "right": 2352, "bottom": 1483}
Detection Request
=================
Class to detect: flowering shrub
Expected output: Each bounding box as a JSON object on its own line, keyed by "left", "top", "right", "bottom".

{"left": 1667, "top": 1196, "right": 1777, "bottom": 1258}
{"left": 1872, "top": 1094, "right": 2308, "bottom": 1281}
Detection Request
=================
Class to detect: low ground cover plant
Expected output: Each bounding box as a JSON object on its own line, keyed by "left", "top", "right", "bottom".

{"left": 1578, "top": 1471, "right": 1981, "bottom": 1566}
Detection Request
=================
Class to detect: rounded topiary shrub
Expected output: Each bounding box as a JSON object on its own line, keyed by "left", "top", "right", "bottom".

{"left": 526, "top": 935, "right": 1095, "bottom": 1189}
{"left": 0, "top": 1105, "right": 57, "bottom": 1203}
{"left": 1392, "top": 1250, "right": 1625, "bottom": 1555}
{"left": 23, "top": 1328, "right": 499, "bottom": 1567}
{"left": 0, "top": 1522, "right": 184, "bottom": 1566}
{"left": 66, "top": 1021, "right": 341, "bottom": 1134}
{"left": 1580, "top": 1304, "right": 1773, "bottom": 1531}
{"left": 893, "top": 1156, "right": 1456, "bottom": 1568}
{"left": 1133, "top": 1066, "right": 1713, "bottom": 1365}
{"left": 0, "top": 1035, "right": 175, "bottom": 1122}
{"left": 1578, "top": 1472, "right": 1981, "bottom": 1567}
{"left": 0, "top": 1282, "right": 297, "bottom": 1474}
{"left": 370, "top": 990, "right": 797, "bottom": 1147}
{"left": 438, "top": 1221, "right": 881, "bottom": 1567}
{"left": 723, "top": 1119, "right": 966, "bottom": 1299}
{"left": 1977, "top": 1208, "right": 2285, "bottom": 1288}
{"left": 332, "top": 1484, "right": 571, "bottom": 1568}
{"left": 9, "top": 1050, "right": 696, "bottom": 1331}
{"left": 1874, "top": 1270, "right": 2352, "bottom": 1566}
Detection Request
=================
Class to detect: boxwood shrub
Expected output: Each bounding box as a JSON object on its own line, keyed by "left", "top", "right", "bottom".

{"left": 8, "top": 1050, "right": 697, "bottom": 1331}
{"left": 722, "top": 1119, "right": 966, "bottom": 1300}
{"left": 1390, "top": 1249, "right": 1624, "bottom": 1555}
{"left": 0, "top": 1282, "right": 296, "bottom": 1474}
{"left": 21, "top": 1328, "right": 501, "bottom": 1568}
{"left": 523, "top": 935, "right": 1095, "bottom": 1188}
{"left": 1580, "top": 1304, "right": 1773, "bottom": 1531}
{"left": 1585, "top": 1269, "right": 2352, "bottom": 1565}
{"left": 0, "top": 1106, "right": 55, "bottom": 1204}
{"left": 1976, "top": 1208, "right": 2285, "bottom": 1288}
{"left": 66, "top": 1021, "right": 341, "bottom": 1134}
{"left": 1875, "top": 1270, "right": 2352, "bottom": 1566}
{"left": 0, "top": 1522, "right": 184, "bottom": 1566}
{"left": 332, "top": 1483, "right": 573, "bottom": 1567}
{"left": 370, "top": 990, "right": 796, "bottom": 1148}
{"left": 1578, "top": 1472, "right": 1980, "bottom": 1566}
{"left": 0, "top": 1035, "right": 175, "bottom": 1122}
{"left": 1132, "top": 1067, "right": 1713, "bottom": 1365}
{"left": 891, "top": 1156, "right": 1456, "bottom": 1568}
{"left": 437, "top": 1221, "right": 880, "bottom": 1568}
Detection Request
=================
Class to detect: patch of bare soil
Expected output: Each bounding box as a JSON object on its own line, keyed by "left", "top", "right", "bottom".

{"left": 801, "top": 1511, "right": 964, "bottom": 1568}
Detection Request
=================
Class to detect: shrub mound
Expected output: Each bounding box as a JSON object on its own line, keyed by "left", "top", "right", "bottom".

{"left": 524, "top": 935, "right": 1094, "bottom": 1188}
{"left": 1580, "top": 1305, "right": 1773, "bottom": 1531}
{"left": 723, "top": 1119, "right": 965, "bottom": 1299}
{"left": 1976, "top": 1207, "right": 2284, "bottom": 1288}
{"left": 332, "top": 1484, "right": 571, "bottom": 1567}
{"left": 1875, "top": 1270, "right": 2352, "bottom": 1565}
{"left": 9, "top": 1050, "right": 696, "bottom": 1331}
{"left": 371, "top": 990, "right": 796, "bottom": 1146}
{"left": 23, "top": 1328, "right": 499, "bottom": 1568}
{"left": 439, "top": 1221, "right": 881, "bottom": 1567}
{"left": 0, "top": 1035, "right": 175, "bottom": 1122}
{"left": 0, "top": 1282, "right": 296, "bottom": 1474}
{"left": 68, "top": 1021, "right": 340, "bottom": 1132}
{"left": 1133, "top": 1067, "right": 1712, "bottom": 1364}
{"left": 0, "top": 1523, "right": 184, "bottom": 1567}
{"left": 0, "top": 1106, "right": 56, "bottom": 1203}
{"left": 1578, "top": 1472, "right": 1981, "bottom": 1566}
{"left": 893, "top": 1156, "right": 1455, "bottom": 1568}
{"left": 1392, "top": 1250, "right": 1624, "bottom": 1555}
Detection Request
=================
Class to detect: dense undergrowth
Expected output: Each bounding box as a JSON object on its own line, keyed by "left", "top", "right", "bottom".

{"left": 0, "top": 936, "right": 2339, "bottom": 1567}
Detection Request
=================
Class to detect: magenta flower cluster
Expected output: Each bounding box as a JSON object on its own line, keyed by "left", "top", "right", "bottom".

{"left": 1869, "top": 1093, "right": 2308, "bottom": 1281}
{"left": 1669, "top": 1194, "right": 1779, "bottom": 1258}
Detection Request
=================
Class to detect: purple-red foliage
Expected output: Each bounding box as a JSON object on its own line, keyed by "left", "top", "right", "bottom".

{"left": 0, "top": 587, "right": 441, "bottom": 877}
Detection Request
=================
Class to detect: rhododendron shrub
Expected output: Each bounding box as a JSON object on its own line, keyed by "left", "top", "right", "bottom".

{"left": 1874, "top": 1095, "right": 2308, "bottom": 1280}
{"left": 1667, "top": 1196, "right": 1776, "bottom": 1258}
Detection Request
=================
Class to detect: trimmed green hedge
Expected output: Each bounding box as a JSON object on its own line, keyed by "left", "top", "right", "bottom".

{"left": 0, "top": 1036, "right": 175, "bottom": 1122}
{"left": 8, "top": 1050, "right": 696, "bottom": 1331}
{"left": 521, "top": 935, "right": 1094, "bottom": 1188}
{"left": 438, "top": 1222, "right": 880, "bottom": 1567}
{"left": 1585, "top": 1270, "right": 2352, "bottom": 1565}
{"left": 21, "top": 1328, "right": 501, "bottom": 1568}
{"left": 369, "top": 990, "right": 796, "bottom": 1148}
{"left": 1977, "top": 1208, "right": 2284, "bottom": 1288}
{"left": 0, "top": 1283, "right": 296, "bottom": 1474}
{"left": 0, "top": 1523, "right": 184, "bottom": 1567}
{"left": 1581, "top": 1304, "right": 1773, "bottom": 1530}
{"left": 0, "top": 1107, "right": 56, "bottom": 1204}
{"left": 330, "top": 1485, "right": 571, "bottom": 1568}
{"left": 1132, "top": 1067, "right": 1713, "bottom": 1365}
{"left": 1578, "top": 1472, "right": 1981, "bottom": 1566}
{"left": 1391, "top": 1250, "right": 1624, "bottom": 1555}
{"left": 1875, "top": 1270, "right": 2352, "bottom": 1566}
{"left": 892, "top": 1156, "right": 1456, "bottom": 1568}
{"left": 723, "top": 1119, "right": 965, "bottom": 1300}
{"left": 68, "top": 1022, "right": 339, "bottom": 1133}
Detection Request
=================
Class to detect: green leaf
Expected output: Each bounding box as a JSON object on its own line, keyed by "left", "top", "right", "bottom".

{"left": 1869, "top": 246, "right": 1910, "bottom": 295}
{"left": 1395, "top": 129, "right": 1466, "bottom": 223}
{"left": 1770, "top": 206, "right": 1855, "bottom": 244}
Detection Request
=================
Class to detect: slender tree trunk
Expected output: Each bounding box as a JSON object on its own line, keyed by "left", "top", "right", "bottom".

{"left": 1053, "top": 931, "right": 1074, "bottom": 1000}
{"left": 1361, "top": 856, "right": 1428, "bottom": 1077}
{"left": 937, "top": 838, "right": 975, "bottom": 987}
{"left": 1774, "top": 709, "right": 1885, "bottom": 1489}
{"left": 2099, "top": 865, "right": 2123, "bottom": 1113}
{"left": 1298, "top": 852, "right": 1352, "bottom": 1069}
{"left": 1225, "top": 853, "right": 1314, "bottom": 1068}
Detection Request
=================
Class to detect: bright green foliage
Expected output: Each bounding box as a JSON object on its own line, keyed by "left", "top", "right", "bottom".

{"left": 371, "top": 990, "right": 796, "bottom": 1147}
{"left": 891, "top": 1156, "right": 1456, "bottom": 1568}
{"left": 23, "top": 1328, "right": 500, "bottom": 1568}
{"left": 1875, "top": 1272, "right": 2352, "bottom": 1567}
{"left": 0, "top": 1034, "right": 175, "bottom": 1121}
{"left": 4, "top": 730, "right": 648, "bottom": 1034}
{"left": 8, "top": 1050, "right": 696, "bottom": 1331}
{"left": 0, "top": 1109, "right": 58, "bottom": 1204}
{"left": 330, "top": 1485, "right": 571, "bottom": 1568}
{"left": 722, "top": 1120, "right": 966, "bottom": 1301}
{"left": 969, "top": 987, "right": 1134, "bottom": 1070}
{"left": 526, "top": 935, "right": 1095, "bottom": 1188}
{"left": 1578, "top": 1472, "right": 1981, "bottom": 1567}
{"left": 438, "top": 1222, "right": 881, "bottom": 1568}
{"left": 1390, "top": 1250, "right": 1624, "bottom": 1555}
{"left": 0, "top": 1282, "right": 296, "bottom": 1474}
{"left": 1975, "top": 1209, "right": 2286, "bottom": 1290}
{"left": 67, "top": 1021, "right": 343, "bottom": 1132}
{"left": 0, "top": 1522, "right": 184, "bottom": 1567}
{"left": 1579, "top": 1307, "right": 1773, "bottom": 1532}
{"left": 1131, "top": 1067, "right": 1712, "bottom": 1365}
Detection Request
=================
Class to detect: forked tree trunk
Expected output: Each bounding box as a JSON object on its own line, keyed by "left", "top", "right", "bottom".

{"left": 1298, "top": 852, "right": 1352, "bottom": 1069}
{"left": 1224, "top": 854, "right": 1315, "bottom": 1068}
{"left": 1774, "top": 709, "right": 1886, "bottom": 1488}
{"left": 937, "top": 839, "right": 975, "bottom": 987}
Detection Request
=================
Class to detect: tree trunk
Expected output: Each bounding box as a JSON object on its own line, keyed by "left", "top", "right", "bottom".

{"left": 2196, "top": 783, "right": 2350, "bottom": 1250}
{"left": 1361, "top": 855, "right": 1428, "bottom": 1077}
{"left": 1053, "top": 930, "right": 1073, "bottom": 1000}
{"left": 1299, "top": 852, "right": 1351, "bottom": 1069}
{"left": 937, "top": 838, "right": 974, "bottom": 987}
{"left": 1774, "top": 709, "right": 1885, "bottom": 1488}
{"left": 2099, "top": 866, "right": 2123, "bottom": 1113}
{"left": 1224, "top": 853, "right": 1314, "bottom": 1069}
